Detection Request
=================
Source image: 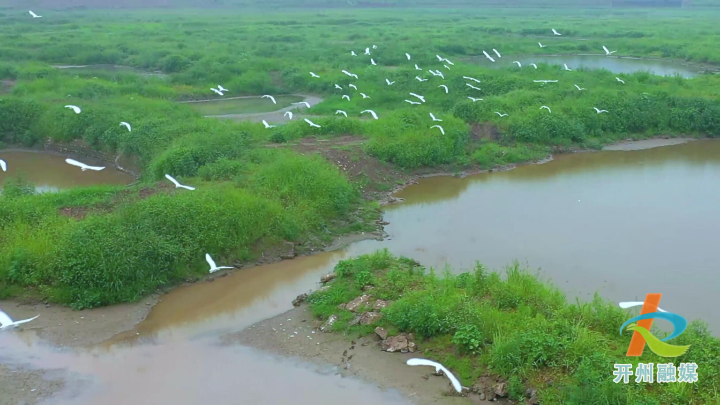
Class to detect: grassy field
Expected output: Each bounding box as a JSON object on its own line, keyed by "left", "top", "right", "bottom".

{"left": 309, "top": 250, "right": 720, "bottom": 405}
{"left": 0, "top": 6, "right": 719, "bottom": 308}
{"left": 186, "top": 95, "right": 304, "bottom": 115}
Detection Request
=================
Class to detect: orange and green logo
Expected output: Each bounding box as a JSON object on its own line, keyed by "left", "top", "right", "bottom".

{"left": 620, "top": 293, "right": 691, "bottom": 358}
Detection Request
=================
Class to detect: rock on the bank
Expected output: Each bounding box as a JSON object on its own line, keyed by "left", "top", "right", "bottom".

{"left": 320, "top": 315, "right": 338, "bottom": 332}
{"left": 320, "top": 273, "right": 336, "bottom": 283}
{"left": 374, "top": 327, "right": 388, "bottom": 340}
{"left": 345, "top": 294, "right": 371, "bottom": 312}
{"left": 359, "top": 311, "right": 382, "bottom": 325}
{"left": 373, "top": 299, "right": 390, "bottom": 310}
{"left": 292, "top": 293, "right": 308, "bottom": 307}
{"left": 381, "top": 333, "right": 416, "bottom": 353}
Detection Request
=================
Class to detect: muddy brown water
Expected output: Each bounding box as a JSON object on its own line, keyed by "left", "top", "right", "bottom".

{"left": 3, "top": 139, "right": 719, "bottom": 404}
{"left": 0, "top": 151, "right": 133, "bottom": 192}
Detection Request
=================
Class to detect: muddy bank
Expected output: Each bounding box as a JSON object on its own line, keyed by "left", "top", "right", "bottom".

{"left": 197, "top": 94, "right": 323, "bottom": 122}
{"left": 601, "top": 137, "right": 695, "bottom": 151}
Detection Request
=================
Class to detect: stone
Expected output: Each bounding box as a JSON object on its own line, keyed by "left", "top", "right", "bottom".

{"left": 292, "top": 293, "right": 308, "bottom": 307}
{"left": 373, "top": 299, "right": 390, "bottom": 310}
{"left": 337, "top": 303, "right": 347, "bottom": 310}
{"left": 320, "top": 273, "right": 336, "bottom": 283}
{"left": 320, "top": 315, "right": 338, "bottom": 332}
{"left": 280, "top": 242, "right": 295, "bottom": 260}
{"left": 407, "top": 341, "right": 417, "bottom": 353}
{"left": 358, "top": 312, "right": 382, "bottom": 325}
{"left": 348, "top": 315, "right": 362, "bottom": 327}
{"left": 479, "top": 393, "right": 486, "bottom": 400}
{"left": 382, "top": 335, "right": 408, "bottom": 352}
{"left": 374, "top": 327, "right": 388, "bottom": 340}
{"left": 345, "top": 294, "right": 371, "bottom": 312}
{"left": 494, "top": 382, "right": 508, "bottom": 398}
{"left": 362, "top": 285, "right": 375, "bottom": 292}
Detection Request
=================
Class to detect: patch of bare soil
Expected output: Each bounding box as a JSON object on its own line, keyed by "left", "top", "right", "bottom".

{"left": 0, "top": 364, "right": 65, "bottom": 405}
{"left": 470, "top": 122, "right": 502, "bottom": 142}
{"left": 1, "top": 79, "right": 16, "bottom": 94}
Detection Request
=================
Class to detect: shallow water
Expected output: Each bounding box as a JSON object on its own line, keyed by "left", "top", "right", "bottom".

{"left": 467, "top": 54, "right": 700, "bottom": 77}
{"left": 0, "top": 151, "right": 134, "bottom": 192}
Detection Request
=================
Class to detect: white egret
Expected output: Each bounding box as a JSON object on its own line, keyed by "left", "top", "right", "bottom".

{"left": 284, "top": 111, "right": 293, "bottom": 120}
{"left": 438, "top": 85, "right": 448, "bottom": 94}
{"left": 436, "top": 55, "right": 444, "bottom": 62}
{"left": 361, "top": 110, "right": 378, "bottom": 120}
{"left": 463, "top": 76, "right": 481, "bottom": 83}
{"left": 619, "top": 302, "right": 668, "bottom": 313}
{"left": 341, "top": 69, "right": 353, "bottom": 77}
{"left": 415, "top": 76, "right": 428, "bottom": 82}
{"left": 538, "top": 42, "right": 547, "bottom": 48}
{"left": 540, "top": 105, "right": 552, "bottom": 113}
{"left": 482, "top": 51, "right": 496, "bottom": 63}
{"left": 351, "top": 51, "right": 357, "bottom": 56}
{"left": 217, "top": 85, "right": 228, "bottom": 92}
{"left": 533, "top": 80, "right": 558, "bottom": 83}
{"left": 466, "top": 83, "right": 481, "bottom": 90}
{"left": 530, "top": 63, "right": 538, "bottom": 69}
{"left": 429, "top": 113, "right": 442, "bottom": 122}
{"left": 513, "top": 61, "right": 522, "bottom": 67}
{"left": 342, "top": 95, "right": 350, "bottom": 101}
{"left": 364, "top": 47, "right": 371, "bottom": 55}
{"left": 210, "top": 88, "right": 224, "bottom": 96}
{"left": 409, "top": 93, "right": 425, "bottom": 103}
{"left": 385, "top": 79, "right": 395, "bottom": 85}
{"left": 335, "top": 84, "right": 342, "bottom": 90}
{"left": 0, "top": 310, "right": 39, "bottom": 330}
{"left": 65, "top": 158, "right": 104, "bottom": 171}
{"left": 262, "top": 95, "right": 277, "bottom": 104}
{"left": 404, "top": 100, "right": 421, "bottom": 105}
{"left": 443, "top": 58, "right": 454, "bottom": 66}
{"left": 29, "top": 10, "right": 42, "bottom": 18}
{"left": 415, "top": 64, "right": 422, "bottom": 71}
{"left": 262, "top": 120, "right": 276, "bottom": 129}
{"left": 304, "top": 118, "right": 321, "bottom": 128}
{"left": 616, "top": 77, "right": 625, "bottom": 84}
{"left": 65, "top": 105, "right": 81, "bottom": 114}
{"left": 443, "top": 64, "right": 451, "bottom": 70}
{"left": 370, "top": 58, "right": 377, "bottom": 66}
{"left": 372, "top": 45, "right": 377, "bottom": 49}
{"left": 294, "top": 101, "right": 311, "bottom": 108}
{"left": 119, "top": 122, "right": 132, "bottom": 132}
{"left": 309, "top": 72, "right": 320, "bottom": 78}
{"left": 563, "top": 63, "right": 572, "bottom": 71}
{"left": 593, "top": 107, "right": 608, "bottom": 114}
{"left": 603, "top": 46, "right": 617, "bottom": 55}
{"left": 206, "top": 253, "right": 232, "bottom": 274}
{"left": 552, "top": 28, "right": 561, "bottom": 36}
{"left": 0, "top": 159, "right": 6, "bottom": 172}
{"left": 360, "top": 93, "right": 370, "bottom": 99}
{"left": 574, "top": 84, "right": 586, "bottom": 91}
{"left": 493, "top": 49, "right": 502, "bottom": 58}
{"left": 349, "top": 84, "right": 358, "bottom": 90}
{"left": 406, "top": 53, "right": 411, "bottom": 60}
{"left": 335, "top": 110, "right": 348, "bottom": 117}
{"left": 436, "top": 71, "right": 445, "bottom": 79}
{"left": 467, "top": 97, "right": 483, "bottom": 102}
{"left": 430, "top": 125, "right": 445, "bottom": 135}
{"left": 495, "top": 112, "right": 508, "bottom": 117}
{"left": 164, "top": 174, "right": 195, "bottom": 190}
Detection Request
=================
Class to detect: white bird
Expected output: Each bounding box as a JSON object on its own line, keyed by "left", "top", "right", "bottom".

{"left": 530, "top": 63, "right": 538, "bottom": 69}
{"left": 493, "top": 49, "right": 502, "bottom": 58}
{"left": 603, "top": 46, "right": 617, "bottom": 55}
{"left": 65, "top": 105, "right": 81, "bottom": 114}
{"left": 415, "top": 64, "right": 422, "bottom": 71}
{"left": 430, "top": 125, "right": 445, "bottom": 135}
{"left": 538, "top": 42, "right": 547, "bottom": 48}
{"left": 0, "top": 310, "right": 39, "bottom": 330}
{"left": 372, "top": 45, "right": 377, "bottom": 49}
{"left": 341, "top": 69, "right": 353, "bottom": 77}
{"left": 513, "top": 61, "right": 522, "bottom": 67}
{"left": 563, "top": 63, "right": 572, "bottom": 71}
{"left": 351, "top": 51, "right": 357, "bottom": 56}
{"left": 593, "top": 107, "right": 608, "bottom": 114}
{"left": 574, "top": 84, "right": 586, "bottom": 91}
{"left": 206, "top": 253, "right": 232, "bottom": 274}
{"left": 294, "top": 101, "right": 311, "bottom": 108}
{"left": 360, "top": 93, "right": 370, "bottom": 99}
{"left": 217, "top": 85, "right": 228, "bottom": 92}
{"left": 304, "top": 118, "right": 321, "bottom": 128}
{"left": 540, "top": 105, "right": 552, "bottom": 113}
{"left": 466, "top": 83, "right": 481, "bottom": 90}
{"left": 619, "top": 302, "right": 668, "bottom": 313}
{"left": 406, "top": 53, "right": 411, "bottom": 60}
{"left": 28, "top": 11, "right": 42, "bottom": 18}
{"left": 438, "top": 85, "right": 448, "bottom": 94}
{"left": 284, "top": 111, "right": 293, "bottom": 120}
{"left": 552, "top": 28, "right": 561, "bottom": 36}
{"left": 370, "top": 58, "right": 377, "bottom": 66}
{"left": 436, "top": 71, "right": 445, "bottom": 79}
{"left": 349, "top": 84, "right": 358, "bottom": 90}
{"left": 463, "top": 76, "right": 481, "bottom": 83}
{"left": 361, "top": 110, "right": 378, "bottom": 120}
{"left": 443, "top": 64, "right": 451, "bottom": 70}
{"left": 262, "top": 120, "right": 276, "bottom": 129}
{"left": 404, "top": 100, "right": 421, "bottom": 105}
{"left": 442, "top": 58, "right": 454, "bottom": 66}
{"left": 482, "top": 51, "right": 496, "bottom": 63}
{"left": 533, "top": 80, "right": 558, "bottom": 83}
{"left": 0, "top": 159, "right": 6, "bottom": 172}
{"left": 262, "top": 95, "right": 276, "bottom": 104}
{"left": 335, "top": 110, "right": 348, "bottom": 117}
{"left": 334, "top": 84, "right": 342, "bottom": 90}
{"left": 409, "top": 93, "right": 425, "bottom": 103}
{"left": 385, "top": 79, "right": 395, "bottom": 85}
{"left": 429, "top": 113, "right": 442, "bottom": 122}
{"left": 616, "top": 77, "right": 625, "bottom": 84}
{"left": 165, "top": 174, "right": 195, "bottom": 190}
{"left": 436, "top": 55, "right": 444, "bottom": 62}
{"left": 309, "top": 72, "right": 320, "bottom": 78}
{"left": 467, "top": 97, "right": 483, "bottom": 102}
{"left": 364, "top": 47, "right": 371, "bottom": 55}
{"left": 342, "top": 95, "right": 350, "bottom": 101}
{"left": 210, "top": 88, "right": 224, "bottom": 96}
{"left": 495, "top": 112, "right": 508, "bottom": 117}
{"left": 119, "top": 122, "right": 131, "bottom": 132}
{"left": 415, "top": 76, "right": 428, "bottom": 82}
{"left": 65, "top": 158, "right": 104, "bottom": 171}
{"left": 406, "top": 359, "right": 461, "bottom": 393}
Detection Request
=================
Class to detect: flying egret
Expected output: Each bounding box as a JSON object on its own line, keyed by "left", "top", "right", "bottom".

{"left": 436, "top": 55, "right": 444, "bottom": 61}
{"left": 294, "top": 101, "right": 311, "bottom": 108}
{"left": 415, "top": 76, "right": 428, "bottom": 82}
{"left": 361, "top": 110, "right": 378, "bottom": 120}
{"left": 616, "top": 77, "right": 625, "bottom": 84}
{"left": 385, "top": 79, "right": 395, "bottom": 85}
{"left": 429, "top": 113, "right": 442, "bottom": 122}
{"left": 552, "top": 28, "right": 561, "bottom": 36}
{"left": 372, "top": 45, "right": 377, "bottom": 49}
{"left": 603, "top": 46, "right": 617, "bottom": 55}
{"left": 65, "top": 105, "right": 81, "bottom": 114}
{"left": 563, "top": 63, "right": 572, "bottom": 71}
{"left": 513, "top": 61, "right": 522, "bottom": 67}
{"left": 309, "top": 72, "right": 320, "bottom": 78}
{"left": 409, "top": 93, "right": 425, "bottom": 103}
{"left": 540, "top": 105, "right": 552, "bottom": 113}
{"left": 364, "top": 47, "right": 371, "bottom": 55}
{"left": 351, "top": 51, "right": 357, "bottom": 56}
{"left": 493, "top": 49, "right": 502, "bottom": 58}
{"left": 467, "top": 97, "right": 483, "bottom": 102}
{"left": 304, "top": 118, "right": 321, "bottom": 128}
{"left": 370, "top": 58, "right": 377, "bottom": 66}
{"left": 574, "top": 84, "right": 586, "bottom": 91}
{"left": 533, "top": 80, "right": 558, "bottom": 83}
{"left": 360, "top": 93, "right": 370, "bottom": 99}
{"left": 436, "top": 71, "right": 445, "bottom": 79}
{"left": 438, "top": 85, "right": 448, "bottom": 94}
{"left": 284, "top": 111, "right": 293, "bottom": 120}
{"left": 335, "top": 110, "right": 348, "bottom": 117}
{"left": 0, "top": 159, "right": 6, "bottom": 172}
{"left": 262, "top": 120, "right": 276, "bottom": 129}
{"left": 0, "top": 310, "right": 39, "bottom": 330}
{"left": 217, "top": 85, "right": 228, "bottom": 92}
{"left": 119, "top": 122, "right": 132, "bottom": 132}
{"left": 349, "top": 84, "right": 358, "bottom": 90}
{"left": 206, "top": 253, "right": 233, "bottom": 274}
{"left": 463, "top": 76, "right": 481, "bottom": 83}
{"left": 443, "top": 64, "right": 451, "bottom": 70}
{"left": 334, "top": 84, "right": 342, "bottom": 90}
{"left": 415, "top": 64, "right": 422, "bottom": 71}
{"left": 443, "top": 58, "right": 454, "bottom": 66}
{"left": 619, "top": 302, "right": 668, "bottom": 313}
{"left": 65, "top": 158, "right": 104, "bottom": 171}
{"left": 262, "top": 95, "right": 276, "bottom": 104}
{"left": 466, "top": 83, "right": 481, "bottom": 90}
{"left": 495, "top": 112, "right": 508, "bottom": 117}
{"left": 538, "top": 42, "right": 547, "bottom": 48}
{"left": 530, "top": 63, "right": 538, "bottom": 69}
{"left": 165, "top": 174, "right": 195, "bottom": 190}
{"left": 342, "top": 95, "right": 350, "bottom": 101}
{"left": 482, "top": 51, "right": 496, "bottom": 63}
{"left": 404, "top": 100, "right": 421, "bottom": 105}
{"left": 406, "top": 53, "right": 411, "bottom": 60}
{"left": 29, "top": 11, "right": 42, "bottom": 18}
{"left": 341, "top": 69, "right": 353, "bottom": 77}
{"left": 210, "top": 88, "right": 224, "bottom": 96}
{"left": 430, "top": 125, "right": 445, "bottom": 135}
{"left": 593, "top": 107, "right": 608, "bottom": 114}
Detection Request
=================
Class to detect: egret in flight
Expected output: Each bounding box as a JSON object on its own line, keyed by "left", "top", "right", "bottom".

{"left": 65, "top": 159, "right": 104, "bottom": 171}
{"left": 495, "top": 112, "right": 508, "bottom": 117}
{"left": 210, "top": 88, "right": 224, "bottom": 96}
{"left": 616, "top": 77, "right": 625, "bottom": 84}
{"left": 361, "top": 110, "right": 378, "bottom": 120}
{"left": 304, "top": 118, "right": 321, "bottom": 128}
{"left": 563, "top": 63, "right": 572, "bottom": 71}
{"left": 262, "top": 95, "right": 276, "bottom": 104}
{"left": 370, "top": 58, "right": 377, "bottom": 66}
{"left": 284, "top": 111, "right": 293, "bottom": 120}
{"left": 415, "top": 76, "right": 428, "bottom": 82}
{"left": 206, "top": 254, "right": 233, "bottom": 274}
{"left": 552, "top": 28, "right": 561, "bottom": 36}
{"left": 466, "top": 83, "right": 481, "bottom": 90}
{"left": 65, "top": 105, "right": 81, "bottom": 114}
{"left": 0, "top": 159, "right": 6, "bottom": 172}
{"left": 603, "top": 46, "right": 617, "bottom": 55}
{"left": 538, "top": 42, "right": 547, "bottom": 48}
{"left": 29, "top": 11, "right": 42, "bottom": 18}
{"left": 364, "top": 47, "right": 371, "bottom": 55}
{"left": 309, "top": 72, "right": 320, "bottom": 78}
{"left": 386, "top": 79, "right": 395, "bottom": 85}
{"left": 406, "top": 53, "right": 411, "bottom": 60}
{"left": 415, "top": 64, "right": 422, "bottom": 71}
{"left": 335, "top": 110, "right": 348, "bottom": 117}
{"left": 342, "top": 95, "right": 350, "bottom": 101}
{"left": 540, "top": 105, "right": 552, "bottom": 113}
{"left": 593, "top": 107, "right": 608, "bottom": 114}
{"left": 530, "top": 63, "right": 538, "bottom": 69}
{"left": 165, "top": 174, "right": 195, "bottom": 190}
{"left": 513, "top": 61, "right": 522, "bottom": 67}
{"left": 0, "top": 310, "right": 39, "bottom": 330}
{"left": 217, "top": 85, "right": 228, "bottom": 92}
{"left": 334, "top": 84, "right": 342, "bottom": 90}
{"left": 493, "top": 49, "right": 502, "bottom": 58}
{"left": 574, "top": 84, "right": 586, "bottom": 91}
{"left": 409, "top": 93, "right": 425, "bottom": 103}
{"left": 467, "top": 97, "right": 483, "bottom": 102}
{"left": 349, "top": 84, "right": 358, "bottom": 90}
{"left": 438, "top": 85, "right": 448, "bottom": 94}
{"left": 294, "top": 101, "right": 311, "bottom": 108}
{"left": 351, "top": 51, "right": 357, "bottom": 56}
{"left": 118, "top": 122, "right": 131, "bottom": 132}
{"left": 404, "top": 100, "right": 421, "bottom": 105}
{"left": 436, "top": 55, "right": 444, "bottom": 62}
{"left": 483, "top": 51, "right": 496, "bottom": 63}
{"left": 443, "top": 58, "right": 454, "bottom": 66}
{"left": 443, "top": 64, "right": 451, "bottom": 70}
{"left": 262, "top": 120, "right": 275, "bottom": 129}
{"left": 463, "top": 76, "right": 481, "bottom": 83}
{"left": 429, "top": 113, "right": 442, "bottom": 122}
{"left": 534, "top": 80, "right": 558, "bottom": 83}
{"left": 430, "top": 125, "right": 445, "bottom": 135}
{"left": 360, "top": 93, "right": 370, "bottom": 99}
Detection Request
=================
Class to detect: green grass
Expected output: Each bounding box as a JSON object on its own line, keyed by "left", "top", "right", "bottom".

{"left": 309, "top": 250, "right": 720, "bottom": 405}
{"left": 186, "top": 95, "right": 304, "bottom": 115}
